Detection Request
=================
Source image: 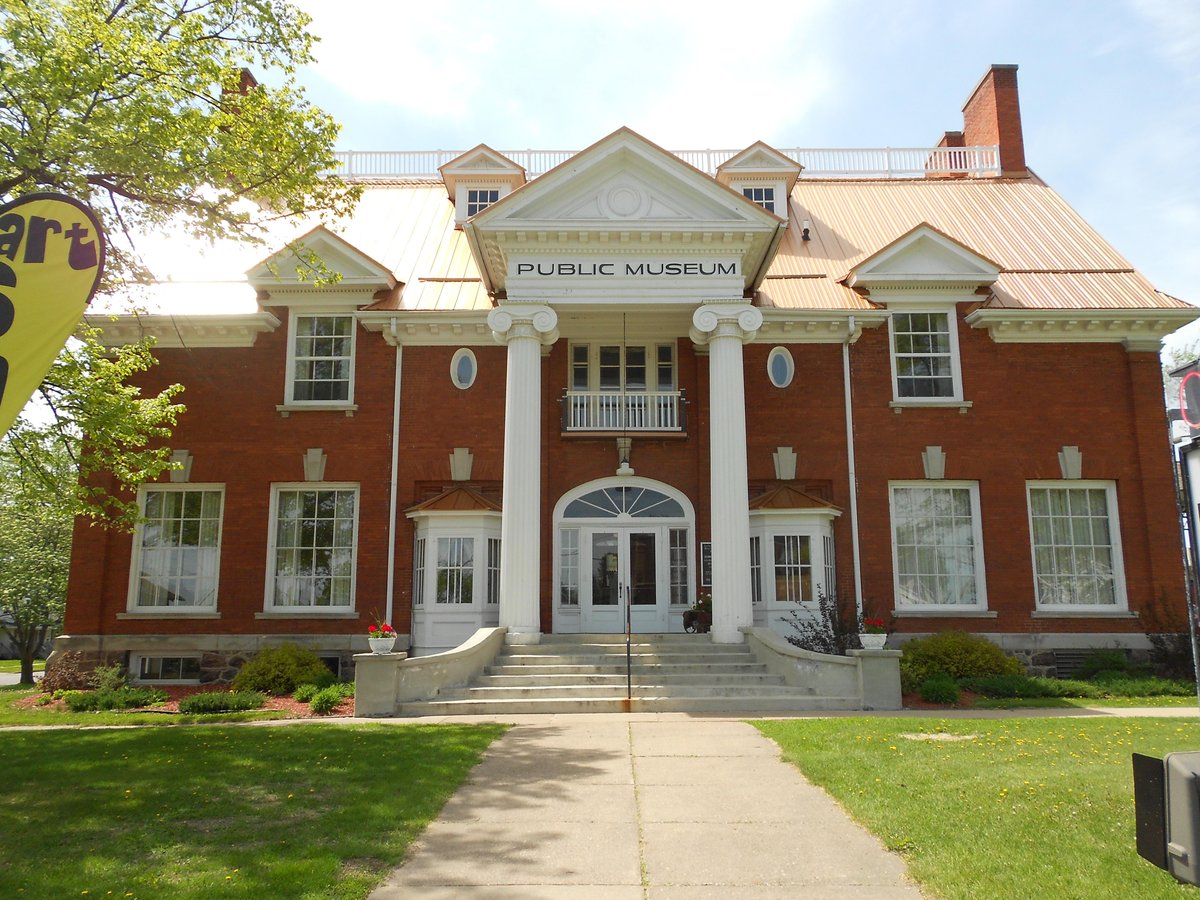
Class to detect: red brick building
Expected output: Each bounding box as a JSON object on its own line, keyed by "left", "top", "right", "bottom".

{"left": 61, "top": 65, "right": 1197, "bottom": 683}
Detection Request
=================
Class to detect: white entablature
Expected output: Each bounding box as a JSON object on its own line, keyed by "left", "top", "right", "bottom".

{"left": 465, "top": 128, "right": 785, "bottom": 305}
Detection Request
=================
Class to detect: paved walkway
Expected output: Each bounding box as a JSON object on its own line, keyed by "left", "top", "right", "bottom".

{"left": 370, "top": 716, "right": 923, "bottom": 898}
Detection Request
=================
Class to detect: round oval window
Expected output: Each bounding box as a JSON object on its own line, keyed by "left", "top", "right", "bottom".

{"left": 768, "top": 347, "right": 794, "bottom": 388}
{"left": 451, "top": 348, "right": 477, "bottom": 390}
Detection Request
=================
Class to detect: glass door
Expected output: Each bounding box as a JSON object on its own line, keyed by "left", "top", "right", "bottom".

{"left": 580, "top": 528, "right": 669, "bottom": 633}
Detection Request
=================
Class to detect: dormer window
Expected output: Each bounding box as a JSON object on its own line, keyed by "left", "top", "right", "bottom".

{"left": 742, "top": 186, "right": 776, "bottom": 214}
{"left": 467, "top": 188, "right": 500, "bottom": 217}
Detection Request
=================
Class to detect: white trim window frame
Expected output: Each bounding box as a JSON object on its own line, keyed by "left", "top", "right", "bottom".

{"left": 1026, "top": 480, "right": 1127, "bottom": 612}
{"left": 889, "top": 480, "right": 988, "bottom": 612}
{"left": 265, "top": 483, "right": 359, "bottom": 612}
{"left": 128, "top": 484, "right": 224, "bottom": 613}
{"left": 286, "top": 312, "right": 356, "bottom": 405}
{"left": 747, "top": 515, "right": 838, "bottom": 609}
{"left": 436, "top": 536, "right": 475, "bottom": 604}
{"left": 131, "top": 654, "right": 202, "bottom": 684}
{"left": 888, "top": 308, "right": 962, "bottom": 402}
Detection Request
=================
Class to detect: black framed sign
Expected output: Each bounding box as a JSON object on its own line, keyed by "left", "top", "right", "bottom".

{"left": 700, "top": 542, "right": 713, "bottom": 587}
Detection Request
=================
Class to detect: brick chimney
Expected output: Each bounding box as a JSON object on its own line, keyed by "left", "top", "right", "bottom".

{"left": 961, "top": 64, "right": 1026, "bottom": 176}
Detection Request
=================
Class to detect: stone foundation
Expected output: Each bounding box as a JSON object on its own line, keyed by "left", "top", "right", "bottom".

{"left": 49, "top": 633, "right": 412, "bottom": 683}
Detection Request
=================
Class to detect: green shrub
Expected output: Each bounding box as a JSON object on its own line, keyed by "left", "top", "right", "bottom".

{"left": 919, "top": 673, "right": 960, "bottom": 705}
{"left": 1089, "top": 675, "right": 1193, "bottom": 698}
{"left": 231, "top": 644, "right": 332, "bottom": 695}
{"left": 293, "top": 683, "right": 319, "bottom": 703}
{"left": 177, "top": 690, "right": 266, "bottom": 714}
{"left": 900, "top": 631, "right": 1023, "bottom": 693}
{"left": 960, "top": 675, "right": 1098, "bottom": 699}
{"left": 310, "top": 685, "right": 349, "bottom": 715}
{"left": 65, "top": 687, "right": 167, "bottom": 712}
{"left": 93, "top": 664, "right": 127, "bottom": 692}
{"left": 1076, "top": 649, "right": 1145, "bottom": 680}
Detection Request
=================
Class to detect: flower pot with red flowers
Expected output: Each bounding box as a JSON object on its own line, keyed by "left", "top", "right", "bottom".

{"left": 682, "top": 593, "right": 712, "bottom": 634}
{"left": 860, "top": 617, "right": 889, "bottom": 650}
{"left": 367, "top": 621, "right": 397, "bottom": 654}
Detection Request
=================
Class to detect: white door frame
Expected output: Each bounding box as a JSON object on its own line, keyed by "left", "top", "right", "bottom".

{"left": 553, "top": 477, "right": 695, "bottom": 635}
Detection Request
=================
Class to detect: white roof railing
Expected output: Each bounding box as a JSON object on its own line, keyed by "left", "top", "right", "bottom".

{"left": 330, "top": 146, "right": 1001, "bottom": 181}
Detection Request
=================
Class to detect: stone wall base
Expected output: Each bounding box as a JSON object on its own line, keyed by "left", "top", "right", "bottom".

{"left": 50, "top": 633, "right": 412, "bottom": 683}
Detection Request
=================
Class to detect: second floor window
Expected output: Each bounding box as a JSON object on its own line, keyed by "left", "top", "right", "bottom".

{"left": 890, "top": 311, "right": 960, "bottom": 400}
{"left": 572, "top": 343, "right": 675, "bottom": 393}
{"left": 291, "top": 314, "right": 354, "bottom": 403}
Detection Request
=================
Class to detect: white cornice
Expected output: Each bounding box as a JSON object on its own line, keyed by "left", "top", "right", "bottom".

{"left": 84, "top": 312, "right": 281, "bottom": 348}
{"left": 965, "top": 308, "right": 1200, "bottom": 351}
{"left": 358, "top": 312, "right": 495, "bottom": 346}
{"left": 754, "top": 309, "right": 888, "bottom": 344}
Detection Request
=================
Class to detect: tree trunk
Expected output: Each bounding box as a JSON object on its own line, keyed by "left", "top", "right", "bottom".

{"left": 7, "top": 623, "right": 47, "bottom": 685}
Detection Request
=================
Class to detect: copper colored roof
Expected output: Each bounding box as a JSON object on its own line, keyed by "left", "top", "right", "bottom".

{"left": 749, "top": 485, "right": 842, "bottom": 512}
{"left": 406, "top": 486, "right": 502, "bottom": 514}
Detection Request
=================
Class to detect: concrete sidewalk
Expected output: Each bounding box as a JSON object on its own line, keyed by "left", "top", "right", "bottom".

{"left": 370, "top": 717, "right": 922, "bottom": 898}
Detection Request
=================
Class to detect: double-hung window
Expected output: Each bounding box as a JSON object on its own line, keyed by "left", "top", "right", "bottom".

{"left": 289, "top": 314, "right": 355, "bottom": 404}
{"left": 436, "top": 537, "right": 474, "bottom": 604}
{"left": 130, "top": 486, "right": 223, "bottom": 611}
{"left": 890, "top": 311, "right": 961, "bottom": 400}
{"left": 890, "top": 481, "right": 986, "bottom": 610}
{"left": 268, "top": 485, "right": 358, "bottom": 610}
{"left": 1027, "top": 481, "right": 1125, "bottom": 610}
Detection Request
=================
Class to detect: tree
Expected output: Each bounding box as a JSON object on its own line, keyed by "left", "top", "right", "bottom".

{"left": 0, "top": 2, "right": 357, "bottom": 677}
{"left": 0, "top": 434, "right": 71, "bottom": 684}
{"left": 0, "top": 0, "right": 358, "bottom": 288}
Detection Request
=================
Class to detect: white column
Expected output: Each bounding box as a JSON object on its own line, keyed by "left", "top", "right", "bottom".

{"left": 488, "top": 304, "right": 558, "bottom": 644}
{"left": 691, "top": 303, "right": 762, "bottom": 643}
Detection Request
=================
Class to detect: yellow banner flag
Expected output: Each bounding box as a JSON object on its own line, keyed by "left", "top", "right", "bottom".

{"left": 0, "top": 193, "right": 106, "bottom": 434}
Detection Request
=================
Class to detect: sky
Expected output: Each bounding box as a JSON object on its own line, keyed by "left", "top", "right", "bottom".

{"left": 288, "top": 0, "right": 1200, "bottom": 351}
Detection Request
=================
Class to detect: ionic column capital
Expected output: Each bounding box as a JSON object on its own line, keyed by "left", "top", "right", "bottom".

{"left": 690, "top": 303, "right": 763, "bottom": 346}
{"left": 488, "top": 304, "right": 559, "bottom": 346}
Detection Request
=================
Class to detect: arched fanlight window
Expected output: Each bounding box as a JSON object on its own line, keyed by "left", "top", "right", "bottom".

{"left": 450, "top": 348, "right": 477, "bottom": 390}
{"left": 767, "top": 346, "right": 794, "bottom": 388}
{"left": 562, "top": 486, "right": 684, "bottom": 519}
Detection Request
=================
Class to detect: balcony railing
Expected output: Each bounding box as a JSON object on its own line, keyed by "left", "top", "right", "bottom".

{"left": 330, "top": 146, "right": 1001, "bottom": 181}
{"left": 561, "top": 390, "right": 687, "bottom": 433}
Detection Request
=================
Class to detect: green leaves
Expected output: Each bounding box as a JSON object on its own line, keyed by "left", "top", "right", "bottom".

{"left": 0, "top": 0, "right": 359, "bottom": 287}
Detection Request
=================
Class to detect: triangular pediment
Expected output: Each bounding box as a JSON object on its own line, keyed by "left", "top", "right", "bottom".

{"left": 439, "top": 144, "right": 527, "bottom": 199}
{"left": 716, "top": 141, "right": 803, "bottom": 186}
{"left": 247, "top": 226, "right": 397, "bottom": 293}
{"left": 846, "top": 224, "right": 1000, "bottom": 289}
{"left": 465, "top": 128, "right": 784, "bottom": 298}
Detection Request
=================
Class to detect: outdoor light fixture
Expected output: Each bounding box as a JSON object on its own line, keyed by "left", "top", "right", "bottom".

{"left": 801, "top": 219, "right": 812, "bottom": 241}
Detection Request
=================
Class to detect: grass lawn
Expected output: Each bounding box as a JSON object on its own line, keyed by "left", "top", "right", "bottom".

{"left": 756, "top": 716, "right": 1200, "bottom": 899}
{"left": 0, "top": 684, "right": 289, "bottom": 726}
{"left": 0, "top": 722, "right": 505, "bottom": 899}
{"left": 0, "top": 659, "right": 43, "bottom": 674}
{"left": 973, "top": 695, "right": 1197, "bottom": 710}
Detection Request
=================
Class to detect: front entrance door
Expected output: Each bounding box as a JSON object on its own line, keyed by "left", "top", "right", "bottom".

{"left": 581, "top": 527, "right": 670, "bottom": 633}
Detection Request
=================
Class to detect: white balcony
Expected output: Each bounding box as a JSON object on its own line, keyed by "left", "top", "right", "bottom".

{"left": 561, "top": 390, "right": 687, "bottom": 433}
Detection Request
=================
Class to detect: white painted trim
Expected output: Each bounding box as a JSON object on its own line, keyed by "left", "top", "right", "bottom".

{"left": 127, "top": 484, "right": 225, "bottom": 614}
{"left": 283, "top": 311, "right": 358, "bottom": 408}
{"left": 887, "top": 307, "right": 964, "bottom": 404}
{"left": 450, "top": 347, "right": 478, "bottom": 390}
{"left": 84, "top": 312, "right": 281, "bottom": 349}
{"left": 766, "top": 346, "right": 795, "bottom": 388}
{"left": 888, "top": 480, "right": 988, "bottom": 613}
{"left": 966, "top": 308, "right": 1199, "bottom": 350}
{"left": 843, "top": 330, "right": 864, "bottom": 619}
{"left": 1025, "top": 479, "right": 1129, "bottom": 613}
{"left": 263, "top": 482, "right": 360, "bottom": 613}
{"left": 747, "top": 515, "right": 837, "bottom": 607}
{"left": 385, "top": 337, "right": 402, "bottom": 625}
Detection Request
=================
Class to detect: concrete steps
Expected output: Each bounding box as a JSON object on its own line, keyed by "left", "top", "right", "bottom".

{"left": 397, "top": 633, "right": 861, "bottom": 716}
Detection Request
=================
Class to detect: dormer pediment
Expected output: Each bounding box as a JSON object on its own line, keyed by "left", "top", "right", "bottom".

{"left": 716, "top": 142, "right": 803, "bottom": 187}
{"left": 439, "top": 144, "right": 527, "bottom": 194}
{"left": 247, "top": 226, "right": 397, "bottom": 303}
{"left": 846, "top": 223, "right": 1000, "bottom": 291}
